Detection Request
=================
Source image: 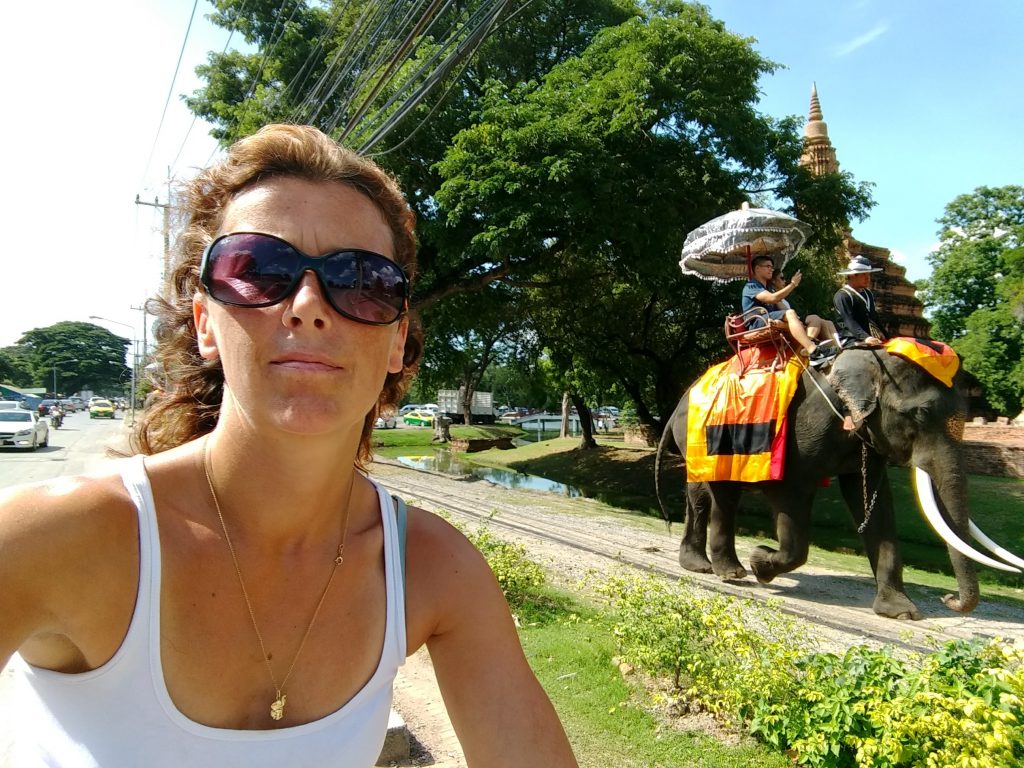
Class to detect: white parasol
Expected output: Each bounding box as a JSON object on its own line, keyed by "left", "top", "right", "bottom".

{"left": 679, "top": 202, "right": 812, "bottom": 283}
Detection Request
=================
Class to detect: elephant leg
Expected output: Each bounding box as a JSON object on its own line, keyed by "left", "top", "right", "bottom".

{"left": 838, "top": 469, "right": 921, "bottom": 620}
{"left": 749, "top": 485, "right": 811, "bottom": 583}
{"left": 706, "top": 483, "right": 747, "bottom": 580}
{"left": 679, "top": 483, "right": 713, "bottom": 573}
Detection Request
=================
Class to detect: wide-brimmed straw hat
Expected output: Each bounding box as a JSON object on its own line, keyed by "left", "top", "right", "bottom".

{"left": 838, "top": 255, "right": 883, "bottom": 275}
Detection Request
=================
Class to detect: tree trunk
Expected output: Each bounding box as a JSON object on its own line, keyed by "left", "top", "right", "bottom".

{"left": 560, "top": 392, "right": 571, "bottom": 438}
{"left": 461, "top": 385, "right": 473, "bottom": 426}
{"left": 569, "top": 392, "right": 597, "bottom": 449}
{"left": 433, "top": 416, "right": 452, "bottom": 443}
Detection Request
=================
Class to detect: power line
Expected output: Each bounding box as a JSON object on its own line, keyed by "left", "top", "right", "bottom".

{"left": 139, "top": 0, "right": 201, "bottom": 189}
{"left": 170, "top": 1, "right": 249, "bottom": 177}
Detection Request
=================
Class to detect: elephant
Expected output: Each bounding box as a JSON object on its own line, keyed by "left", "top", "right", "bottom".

{"left": 655, "top": 347, "right": 1024, "bottom": 619}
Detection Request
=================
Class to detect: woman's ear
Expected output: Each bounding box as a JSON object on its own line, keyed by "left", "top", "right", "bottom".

{"left": 193, "top": 293, "right": 220, "bottom": 361}
{"left": 387, "top": 317, "right": 409, "bottom": 374}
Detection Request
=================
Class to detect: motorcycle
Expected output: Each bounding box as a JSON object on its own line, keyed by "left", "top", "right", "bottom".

{"left": 49, "top": 405, "right": 64, "bottom": 429}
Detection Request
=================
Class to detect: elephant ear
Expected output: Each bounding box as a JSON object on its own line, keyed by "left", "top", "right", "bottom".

{"left": 828, "top": 351, "right": 882, "bottom": 426}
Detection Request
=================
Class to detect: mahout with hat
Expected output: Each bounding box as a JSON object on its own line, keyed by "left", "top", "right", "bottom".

{"left": 834, "top": 254, "right": 886, "bottom": 346}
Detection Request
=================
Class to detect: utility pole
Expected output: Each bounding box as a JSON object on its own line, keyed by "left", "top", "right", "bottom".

{"left": 135, "top": 170, "right": 173, "bottom": 286}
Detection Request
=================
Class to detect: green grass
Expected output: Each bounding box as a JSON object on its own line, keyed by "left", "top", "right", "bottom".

{"left": 371, "top": 423, "right": 525, "bottom": 455}
{"left": 515, "top": 593, "right": 789, "bottom": 768}
{"left": 462, "top": 438, "right": 1024, "bottom": 596}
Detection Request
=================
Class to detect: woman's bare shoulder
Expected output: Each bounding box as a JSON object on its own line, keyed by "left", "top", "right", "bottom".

{"left": 0, "top": 463, "right": 140, "bottom": 577}
{"left": 0, "top": 462, "right": 140, "bottom": 666}
{"left": 402, "top": 505, "right": 507, "bottom": 642}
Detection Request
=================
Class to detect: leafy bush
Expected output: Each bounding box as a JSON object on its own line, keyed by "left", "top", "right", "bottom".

{"left": 598, "top": 572, "right": 1024, "bottom": 766}
{"left": 464, "top": 527, "right": 547, "bottom": 607}
{"left": 751, "top": 639, "right": 1024, "bottom": 767}
{"left": 597, "top": 573, "right": 807, "bottom": 720}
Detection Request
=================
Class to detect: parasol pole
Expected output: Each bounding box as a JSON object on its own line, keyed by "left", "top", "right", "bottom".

{"left": 745, "top": 244, "right": 753, "bottom": 280}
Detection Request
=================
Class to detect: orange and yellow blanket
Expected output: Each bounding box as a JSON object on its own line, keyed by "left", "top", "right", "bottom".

{"left": 686, "top": 352, "right": 804, "bottom": 483}
{"left": 884, "top": 337, "right": 959, "bottom": 387}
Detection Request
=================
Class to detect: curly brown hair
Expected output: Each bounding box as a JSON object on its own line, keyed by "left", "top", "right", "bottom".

{"left": 131, "top": 124, "right": 423, "bottom": 468}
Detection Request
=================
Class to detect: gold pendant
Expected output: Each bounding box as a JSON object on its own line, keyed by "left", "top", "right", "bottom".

{"left": 270, "top": 693, "right": 286, "bottom": 720}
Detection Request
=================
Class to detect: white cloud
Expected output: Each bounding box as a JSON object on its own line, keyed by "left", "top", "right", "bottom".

{"left": 834, "top": 23, "right": 890, "bottom": 57}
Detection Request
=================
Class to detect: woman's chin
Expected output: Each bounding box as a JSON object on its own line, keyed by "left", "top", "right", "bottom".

{"left": 261, "top": 398, "right": 366, "bottom": 437}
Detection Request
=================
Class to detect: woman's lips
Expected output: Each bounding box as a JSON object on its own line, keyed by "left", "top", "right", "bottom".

{"left": 272, "top": 356, "right": 341, "bottom": 372}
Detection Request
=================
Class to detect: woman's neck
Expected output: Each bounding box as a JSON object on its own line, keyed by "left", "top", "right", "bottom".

{"left": 200, "top": 418, "right": 364, "bottom": 551}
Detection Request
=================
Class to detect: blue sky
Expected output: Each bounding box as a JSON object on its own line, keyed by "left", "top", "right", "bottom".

{"left": 1, "top": 1, "right": 1020, "bottom": 348}
{"left": 702, "top": 0, "right": 1024, "bottom": 282}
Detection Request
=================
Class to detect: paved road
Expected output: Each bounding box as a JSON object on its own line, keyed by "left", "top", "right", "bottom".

{"left": 0, "top": 411, "right": 129, "bottom": 487}
{"left": 0, "top": 412, "right": 129, "bottom": 766}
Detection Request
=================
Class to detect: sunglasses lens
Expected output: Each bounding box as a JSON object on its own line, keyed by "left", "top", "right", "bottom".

{"left": 204, "top": 234, "right": 407, "bottom": 324}
{"left": 323, "top": 253, "right": 406, "bottom": 324}
{"left": 206, "top": 234, "right": 297, "bottom": 305}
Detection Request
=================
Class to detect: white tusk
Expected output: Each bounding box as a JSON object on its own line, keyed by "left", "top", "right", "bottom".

{"left": 913, "top": 467, "right": 1021, "bottom": 573}
{"left": 969, "top": 521, "right": 1024, "bottom": 570}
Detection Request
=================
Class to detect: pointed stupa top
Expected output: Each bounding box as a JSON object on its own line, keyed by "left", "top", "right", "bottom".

{"left": 804, "top": 82, "right": 828, "bottom": 140}
{"left": 800, "top": 82, "right": 839, "bottom": 174}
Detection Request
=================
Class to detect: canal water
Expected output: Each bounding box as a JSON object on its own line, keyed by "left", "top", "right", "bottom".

{"left": 395, "top": 442, "right": 584, "bottom": 497}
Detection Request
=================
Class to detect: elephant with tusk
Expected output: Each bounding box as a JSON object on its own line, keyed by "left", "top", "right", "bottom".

{"left": 655, "top": 346, "right": 1024, "bottom": 619}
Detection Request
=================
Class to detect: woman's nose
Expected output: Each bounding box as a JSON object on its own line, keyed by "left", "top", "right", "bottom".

{"left": 284, "top": 270, "right": 332, "bottom": 329}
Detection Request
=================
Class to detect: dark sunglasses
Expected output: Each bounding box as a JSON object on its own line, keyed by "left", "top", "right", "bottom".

{"left": 199, "top": 232, "right": 409, "bottom": 325}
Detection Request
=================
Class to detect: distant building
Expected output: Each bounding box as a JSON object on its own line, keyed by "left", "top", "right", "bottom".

{"left": 0, "top": 383, "right": 43, "bottom": 410}
{"left": 800, "top": 84, "right": 931, "bottom": 339}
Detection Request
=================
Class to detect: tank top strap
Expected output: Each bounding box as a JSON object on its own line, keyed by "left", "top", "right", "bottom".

{"left": 391, "top": 494, "right": 408, "bottom": 583}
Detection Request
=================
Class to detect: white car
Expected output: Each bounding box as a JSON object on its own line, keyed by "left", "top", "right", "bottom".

{"left": 374, "top": 414, "right": 397, "bottom": 429}
{"left": 0, "top": 409, "right": 49, "bottom": 450}
{"left": 398, "top": 404, "right": 422, "bottom": 415}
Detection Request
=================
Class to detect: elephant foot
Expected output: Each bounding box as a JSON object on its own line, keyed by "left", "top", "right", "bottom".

{"left": 749, "top": 546, "right": 779, "bottom": 584}
{"left": 712, "top": 561, "right": 747, "bottom": 581}
{"left": 941, "top": 592, "right": 979, "bottom": 614}
{"left": 873, "top": 591, "right": 922, "bottom": 621}
{"left": 679, "top": 546, "right": 713, "bottom": 574}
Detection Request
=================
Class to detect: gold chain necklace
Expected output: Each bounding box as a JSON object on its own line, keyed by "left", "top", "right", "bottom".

{"left": 202, "top": 438, "right": 351, "bottom": 721}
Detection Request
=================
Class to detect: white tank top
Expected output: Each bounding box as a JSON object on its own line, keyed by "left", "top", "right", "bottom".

{"left": 8, "top": 455, "right": 407, "bottom": 767}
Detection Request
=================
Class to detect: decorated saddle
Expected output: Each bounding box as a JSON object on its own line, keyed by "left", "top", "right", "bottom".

{"left": 686, "top": 349, "right": 804, "bottom": 483}
{"left": 883, "top": 337, "right": 959, "bottom": 387}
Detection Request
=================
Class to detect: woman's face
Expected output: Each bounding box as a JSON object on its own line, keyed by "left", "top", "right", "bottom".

{"left": 193, "top": 176, "right": 408, "bottom": 437}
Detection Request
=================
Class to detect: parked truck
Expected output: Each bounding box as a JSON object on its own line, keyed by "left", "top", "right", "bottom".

{"left": 437, "top": 389, "right": 496, "bottom": 424}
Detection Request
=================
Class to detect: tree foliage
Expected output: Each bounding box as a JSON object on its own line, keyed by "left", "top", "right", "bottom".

{"left": 13, "top": 322, "right": 132, "bottom": 396}
{"left": 432, "top": 3, "right": 871, "bottom": 422}
{"left": 918, "top": 186, "right": 1024, "bottom": 415}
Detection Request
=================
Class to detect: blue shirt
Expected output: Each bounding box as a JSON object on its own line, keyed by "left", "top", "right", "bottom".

{"left": 741, "top": 279, "right": 771, "bottom": 315}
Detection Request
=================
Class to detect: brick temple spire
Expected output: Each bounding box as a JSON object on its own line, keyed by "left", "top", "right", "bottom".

{"left": 800, "top": 83, "right": 839, "bottom": 175}
{"left": 797, "top": 83, "right": 930, "bottom": 338}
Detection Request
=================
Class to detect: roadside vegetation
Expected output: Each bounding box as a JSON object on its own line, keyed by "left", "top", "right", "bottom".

{"left": 460, "top": 518, "right": 1024, "bottom": 767}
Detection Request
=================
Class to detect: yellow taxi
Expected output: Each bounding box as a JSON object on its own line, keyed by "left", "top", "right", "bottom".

{"left": 89, "top": 399, "right": 115, "bottom": 419}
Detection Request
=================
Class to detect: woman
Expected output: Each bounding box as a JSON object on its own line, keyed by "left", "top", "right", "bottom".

{"left": 0, "top": 125, "right": 577, "bottom": 767}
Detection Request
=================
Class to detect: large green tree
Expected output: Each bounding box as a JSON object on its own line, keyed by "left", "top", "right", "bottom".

{"left": 433, "top": 3, "right": 871, "bottom": 423}
{"left": 15, "top": 322, "right": 132, "bottom": 396}
{"left": 919, "top": 185, "right": 1024, "bottom": 341}
{"left": 0, "top": 347, "right": 34, "bottom": 388}
{"left": 918, "top": 186, "right": 1024, "bottom": 415}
